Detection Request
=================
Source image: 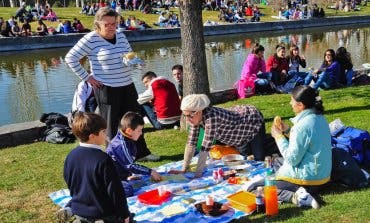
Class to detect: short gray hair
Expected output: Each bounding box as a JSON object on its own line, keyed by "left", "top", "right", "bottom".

{"left": 94, "top": 7, "right": 118, "bottom": 30}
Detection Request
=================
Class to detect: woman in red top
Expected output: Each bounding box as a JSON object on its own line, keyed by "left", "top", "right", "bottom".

{"left": 266, "top": 44, "right": 290, "bottom": 86}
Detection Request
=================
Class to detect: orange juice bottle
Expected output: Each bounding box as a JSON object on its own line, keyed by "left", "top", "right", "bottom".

{"left": 264, "top": 174, "right": 279, "bottom": 216}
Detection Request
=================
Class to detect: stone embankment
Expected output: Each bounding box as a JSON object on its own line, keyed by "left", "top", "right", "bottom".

{"left": 1, "top": 15, "right": 370, "bottom": 149}
{"left": 1, "top": 15, "right": 370, "bottom": 52}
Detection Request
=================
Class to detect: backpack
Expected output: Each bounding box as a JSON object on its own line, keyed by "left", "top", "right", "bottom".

{"left": 331, "top": 148, "right": 368, "bottom": 188}
{"left": 331, "top": 127, "right": 370, "bottom": 164}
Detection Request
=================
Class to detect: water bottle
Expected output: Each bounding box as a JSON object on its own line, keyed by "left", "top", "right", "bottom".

{"left": 264, "top": 173, "right": 279, "bottom": 216}
{"left": 255, "top": 186, "right": 265, "bottom": 214}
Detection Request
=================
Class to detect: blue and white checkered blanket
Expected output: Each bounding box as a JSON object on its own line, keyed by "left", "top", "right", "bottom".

{"left": 49, "top": 158, "right": 269, "bottom": 222}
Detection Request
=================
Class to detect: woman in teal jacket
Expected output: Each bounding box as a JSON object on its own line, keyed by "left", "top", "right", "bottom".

{"left": 271, "top": 85, "right": 332, "bottom": 209}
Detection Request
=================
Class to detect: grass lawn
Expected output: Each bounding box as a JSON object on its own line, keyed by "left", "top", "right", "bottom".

{"left": 0, "top": 85, "right": 369, "bottom": 222}
{"left": 0, "top": 4, "right": 370, "bottom": 33}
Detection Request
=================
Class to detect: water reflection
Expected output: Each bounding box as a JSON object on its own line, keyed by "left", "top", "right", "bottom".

{"left": 1, "top": 25, "right": 370, "bottom": 125}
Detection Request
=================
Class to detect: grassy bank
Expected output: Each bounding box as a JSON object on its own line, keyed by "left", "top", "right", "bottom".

{"left": 1, "top": 5, "right": 370, "bottom": 33}
{"left": 0, "top": 85, "right": 369, "bottom": 222}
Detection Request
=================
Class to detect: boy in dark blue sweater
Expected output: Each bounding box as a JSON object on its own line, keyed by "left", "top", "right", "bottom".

{"left": 59, "top": 112, "right": 130, "bottom": 223}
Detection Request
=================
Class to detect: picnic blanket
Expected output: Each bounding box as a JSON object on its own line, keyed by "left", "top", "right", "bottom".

{"left": 49, "top": 157, "right": 269, "bottom": 223}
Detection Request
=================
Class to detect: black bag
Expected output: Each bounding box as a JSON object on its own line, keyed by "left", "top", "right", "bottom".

{"left": 331, "top": 148, "right": 368, "bottom": 188}
{"left": 40, "top": 113, "right": 75, "bottom": 144}
{"left": 40, "top": 112, "right": 69, "bottom": 127}
{"left": 43, "top": 124, "right": 75, "bottom": 144}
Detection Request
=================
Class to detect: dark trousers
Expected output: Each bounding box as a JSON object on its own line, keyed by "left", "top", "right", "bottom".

{"left": 237, "top": 122, "right": 266, "bottom": 161}
{"left": 94, "top": 83, "right": 150, "bottom": 159}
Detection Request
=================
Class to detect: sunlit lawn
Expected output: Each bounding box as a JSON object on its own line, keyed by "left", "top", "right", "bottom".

{"left": 0, "top": 86, "right": 369, "bottom": 222}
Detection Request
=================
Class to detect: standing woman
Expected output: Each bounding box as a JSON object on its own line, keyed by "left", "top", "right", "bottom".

{"left": 65, "top": 7, "right": 159, "bottom": 161}
{"left": 304, "top": 49, "right": 340, "bottom": 90}
{"left": 249, "top": 86, "right": 331, "bottom": 209}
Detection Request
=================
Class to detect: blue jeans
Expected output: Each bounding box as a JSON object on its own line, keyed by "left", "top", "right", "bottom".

{"left": 142, "top": 103, "right": 179, "bottom": 130}
{"left": 346, "top": 69, "right": 353, "bottom": 86}
{"left": 255, "top": 72, "right": 272, "bottom": 86}
{"left": 288, "top": 70, "right": 309, "bottom": 85}
{"left": 304, "top": 71, "right": 333, "bottom": 90}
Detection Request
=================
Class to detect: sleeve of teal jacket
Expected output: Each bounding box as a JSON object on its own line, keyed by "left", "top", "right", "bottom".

{"left": 275, "top": 125, "right": 311, "bottom": 167}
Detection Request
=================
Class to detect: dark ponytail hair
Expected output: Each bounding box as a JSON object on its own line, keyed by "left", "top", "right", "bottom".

{"left": 291, "top": 85, "right": 324, "bottom": 115}
{"left": 251, "top": 43, "right": 264, "bottom": 54}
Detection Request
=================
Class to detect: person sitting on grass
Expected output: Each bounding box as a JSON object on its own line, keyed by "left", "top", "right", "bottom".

{"left": 106, "top": 111, "right": 162, "bottom": 197}
{"left": 57, "top": 112, "right": 131, "bottom": 223}
{"left": 137, "top": 71, "right": 182, "bottom": 130}
{"left": 248, "top": 85, "right": 331, "bottom": 209}
{"left": 304, "top": 49, "right": 341, "bottom": 90}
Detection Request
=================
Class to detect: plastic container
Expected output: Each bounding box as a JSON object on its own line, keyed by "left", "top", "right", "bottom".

{"left": 255, "top": 186, "right": 265, "bottom": 214}
{"left": 227, "top": 191, "right": 256, "bottom": 214}
{"left": 264, "top": 175, "right": 279, "bottom": 216}
{"left": 137, "top": 189, "right": 171, "bottom": 205}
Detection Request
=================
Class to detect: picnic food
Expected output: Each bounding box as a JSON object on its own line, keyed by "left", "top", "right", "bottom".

{"left": 209, "top": 145, "right": 240, "bottom": 160}
{"left": 160, "top": 203, "right": 186, "bottom": 216}
{"left": 273, "top": 116, "right": 282, "bottom": 128}
{"left": 124, "top": 52, "right": 137, "bottom": 60}
{"left": 222, "top": 154, "right": 244, "bottom": 166}
{"left": 195, "top": 201, "right": 230, "bottom": 216}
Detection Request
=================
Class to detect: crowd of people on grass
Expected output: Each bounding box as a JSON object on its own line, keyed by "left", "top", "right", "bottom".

{"left": 54, "top": 6, "right": 370, "bottom": 223}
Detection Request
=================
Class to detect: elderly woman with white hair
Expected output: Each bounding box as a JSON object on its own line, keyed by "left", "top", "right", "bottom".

{"left": 169, "top": 94, "right": 266, "bottom": 177}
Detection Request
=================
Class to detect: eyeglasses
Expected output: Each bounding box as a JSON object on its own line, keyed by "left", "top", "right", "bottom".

{"left": 100, "top": 22, "right": 117, "bottom": 28}
{"left": 183, "top": 111, "right": 198, "bottom": 119}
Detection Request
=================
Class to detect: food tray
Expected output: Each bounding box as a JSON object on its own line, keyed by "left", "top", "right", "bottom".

{"left": 222, "top": 154, "right": 245, "bottom": 166}
{"left": 227, "top": 191, "right": 256, "bottom": 214}
{"left": 138, "top": 189, "right": 171, "bottom": 205}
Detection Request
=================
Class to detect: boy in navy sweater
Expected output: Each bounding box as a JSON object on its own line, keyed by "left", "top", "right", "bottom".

{"left": 107, "top": 111, "right": 162, "bottom": 197}
{"left": 59, "top": 112, "right": 130, "bottom": 223}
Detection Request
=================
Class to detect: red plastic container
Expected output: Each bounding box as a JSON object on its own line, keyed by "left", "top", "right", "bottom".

{"left": 138, "top": 189, "right": 171, "bottom": 205}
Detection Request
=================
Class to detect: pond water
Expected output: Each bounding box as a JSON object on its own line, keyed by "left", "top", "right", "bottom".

{"left": 1, "top": 24, "right": 370, "bottom": 126}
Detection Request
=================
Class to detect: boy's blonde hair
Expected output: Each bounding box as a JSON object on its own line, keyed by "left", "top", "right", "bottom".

{"left": 72, "top": 112, "right": 107, "bottom": 142}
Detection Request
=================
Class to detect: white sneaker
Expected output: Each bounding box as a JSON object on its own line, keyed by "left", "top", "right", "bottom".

{"left": 56, "top": 207, "right": 73, "bottom": 223}
{"left": 292, "top": 187, "right": 320, "bottom": 209}
{"left": 137, "top": 154, "right": 160, "bottom": 162}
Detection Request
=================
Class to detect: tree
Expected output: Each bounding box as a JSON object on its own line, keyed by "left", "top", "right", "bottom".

{"left": 179, "top": 0, "right": 210, "bottom": 96}
{"left": 9, "top": 0, "right": 15, "bottom": 7}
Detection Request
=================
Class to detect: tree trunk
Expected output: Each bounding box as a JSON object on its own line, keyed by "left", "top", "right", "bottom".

{"left": 76, "top": 0, "right": 79, "bottom": 7}
{"left": 179, "top": 0, "right": 210, "bottom": 96}
{"left": 9, "top": 0, "right": 15, "bottom": 7}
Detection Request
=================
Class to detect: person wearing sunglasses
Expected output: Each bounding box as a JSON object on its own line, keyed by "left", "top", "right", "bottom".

{"left": 304, "top": 49, "right": 341, "bottom": 90}
{"left": 169, "top": 94, "right": 266, "bottom": 177}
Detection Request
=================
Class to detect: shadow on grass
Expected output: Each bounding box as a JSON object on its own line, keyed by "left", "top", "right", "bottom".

{"left": 230, "top": 206, "right": 305, "bottom": 223}
{"left": 158, "top": 154, "right": 184, "bottom": 161}
{"left": 325, "top": 105, "right": 370, "bottom": 116}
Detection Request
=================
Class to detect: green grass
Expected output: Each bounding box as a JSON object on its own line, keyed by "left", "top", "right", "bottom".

{"left": 1, "top": 4, "right": 370, "bottom": 33}
{"left": 0, "top": 86, "right": 369, "bottom": 222}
